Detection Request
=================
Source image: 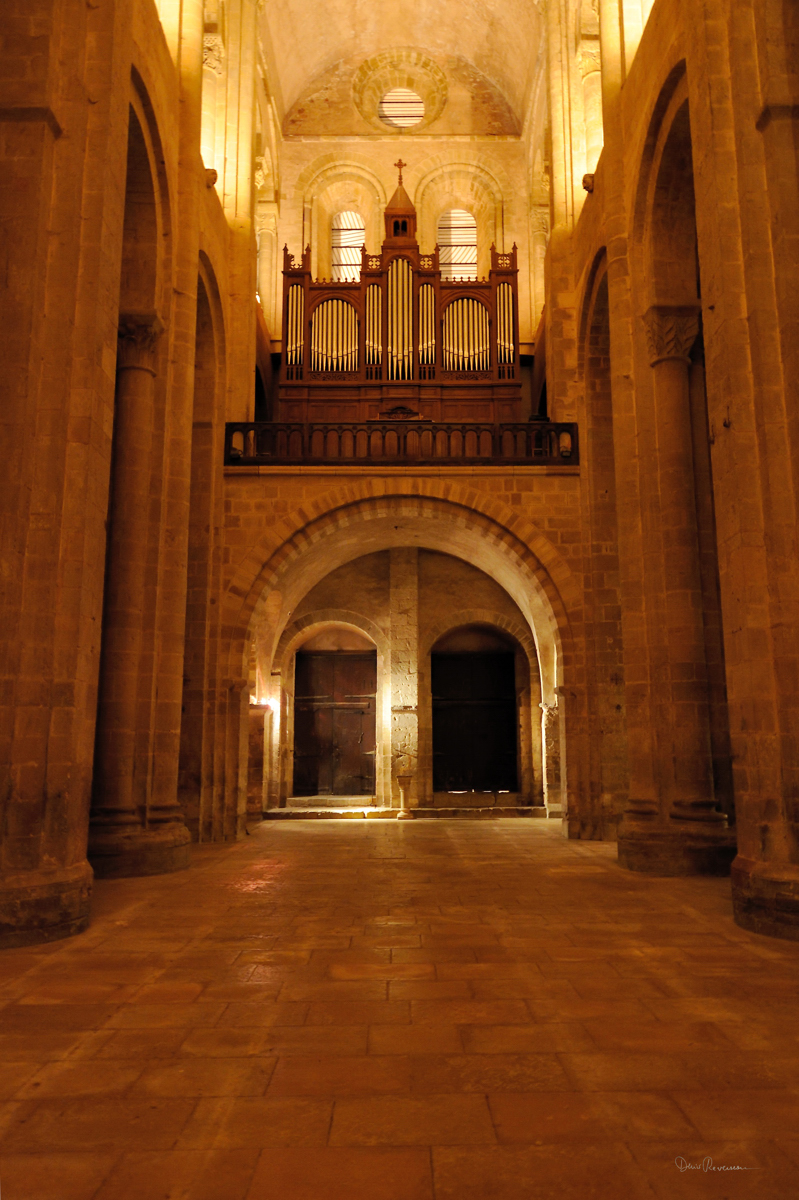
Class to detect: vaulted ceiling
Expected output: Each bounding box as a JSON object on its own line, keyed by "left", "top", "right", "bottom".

{"left": 260, "top": 0, "right": 545, "bottom": 134}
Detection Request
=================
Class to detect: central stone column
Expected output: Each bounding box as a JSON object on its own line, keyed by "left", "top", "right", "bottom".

{"left": 89, "top": 319, "right": 190, "bottom": 877}
{"left": 389, "top": 548, "right": 419, "bottom": 809}
{"left": 618, "top": 306, "right": 733, "bottom": 874}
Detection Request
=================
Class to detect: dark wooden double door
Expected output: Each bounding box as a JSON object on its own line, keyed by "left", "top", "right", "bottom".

{"left": 432, "top": 652, "right": 518, "bottom": 792}
{"left": 293, "top": 651, "right": 377, "bottom": 796}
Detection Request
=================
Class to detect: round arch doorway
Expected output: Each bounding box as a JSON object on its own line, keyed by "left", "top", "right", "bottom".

{"left": 431, "top": 625, "right": 521, "bottom": 796}
{"left": 292, "top": 627, "right": 377, "bottom": 798}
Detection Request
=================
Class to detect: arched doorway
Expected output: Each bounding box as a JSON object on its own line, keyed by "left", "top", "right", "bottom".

{"left": 431, "top": 626, "right": 519, "bottom": 794}
{"left": 292, "top": 628, "right": 377, "bottom": 797}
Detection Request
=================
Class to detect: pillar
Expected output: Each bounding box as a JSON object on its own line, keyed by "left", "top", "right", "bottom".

{"left": 618, "top": 306, "right": 734, "bottom": 874}
{"left": 580, "top": 45, "right": 604, "bottom": 172}
{"left": 541, "top": 702, "right": 562, "bottom": 817}
{"left": 389, "top": 548, "right": 419, "bottom": 807}
{"left": 89, "top": 321, "right": 190, "bottom": 877}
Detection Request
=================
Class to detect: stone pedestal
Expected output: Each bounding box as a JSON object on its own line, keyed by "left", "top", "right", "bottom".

{"left": 0, "top": 863, "right": 93, "bottom": 949}
{"left": 731, "top": 858, "right": 799, "bottom": 941}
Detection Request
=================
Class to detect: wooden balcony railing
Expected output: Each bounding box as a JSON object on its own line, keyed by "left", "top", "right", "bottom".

{"left": 224, "top": 421, "right": 578, "bottom": 467}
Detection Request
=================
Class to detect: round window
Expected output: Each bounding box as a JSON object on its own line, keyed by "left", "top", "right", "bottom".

{"left": 378, "top": 88, "right": 425, "bottom": 129}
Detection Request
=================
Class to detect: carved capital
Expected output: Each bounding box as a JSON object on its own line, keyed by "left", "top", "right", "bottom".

{"left": 203, "top": 34, "right": 224, "bottom": 76}
{"left": 579, "top": 43, "right": 602, "bottom": 78}
{"left": 117, "top": 316, "right": 163, "bottom": 373}
{"left": 642, "top": 305, "right": 700, "bottom": 366}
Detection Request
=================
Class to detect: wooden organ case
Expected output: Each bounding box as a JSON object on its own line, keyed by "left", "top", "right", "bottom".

{"left": 277, "top": 172, "right": 522, "bottom": 425}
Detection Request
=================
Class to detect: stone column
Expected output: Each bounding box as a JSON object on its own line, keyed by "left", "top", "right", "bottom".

{"left": 618, "top": 306, "right": 733, "bottom": 874}
{"left": 541, "top": 702, "right": 563, "bottom": 817}
{"left": 89, "top": 320, "right": 190, "bottom": 877}
{"left": 389, "top": 549, "right": 419, "bottom": 807}
{"left": 580, "top": 44, "right": 603, "bottom": 172}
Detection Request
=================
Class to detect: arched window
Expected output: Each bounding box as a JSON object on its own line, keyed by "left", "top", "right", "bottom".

{"left": 331, "top": 211, "right": 365, "bottom": 282}
{"left": 437, "top": 209, "right": 477, "bottom": 281}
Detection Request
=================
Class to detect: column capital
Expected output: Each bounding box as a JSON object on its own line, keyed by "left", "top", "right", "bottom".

{"left": 642, "top": 305, "right": 700, "bottom": 366}
{"left": 117, "top": 315, "right": 164, "bottom": 373}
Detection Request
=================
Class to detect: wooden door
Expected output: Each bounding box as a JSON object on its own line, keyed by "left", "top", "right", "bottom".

{"left": 293, "top": 651, "right": 377, "bottom": 795}
{"left": 432, "top": 652, "right": 518, "bottom": 792}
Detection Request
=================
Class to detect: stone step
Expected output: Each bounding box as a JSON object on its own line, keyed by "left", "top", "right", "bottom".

{"left": 287, "top": 795, "right": 378, "bottom": 808}
{"left": 264, "top": 806, "right": 549, "bottom": 821}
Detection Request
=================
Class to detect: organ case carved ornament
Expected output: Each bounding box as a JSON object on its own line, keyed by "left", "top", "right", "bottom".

{"left": 276, "top": 167, "right": 523, "bottom": 425}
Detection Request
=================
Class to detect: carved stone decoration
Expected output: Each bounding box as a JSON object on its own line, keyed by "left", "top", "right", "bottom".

{"left": 203, "top": 34, "right": 224, "bottom": 76}
{"left": 642, "top": 305, "right": 700, "bottom": 366}
{"left": 531, "top": 206, "right": 550, "bottom": 235}
{"left": 579, "top": 43, "right": 602, "bottom": 78}
{"left": 117, "top": 317, "right": 164, "bottom": 374}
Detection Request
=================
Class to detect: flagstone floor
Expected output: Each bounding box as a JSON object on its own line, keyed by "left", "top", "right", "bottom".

{"left": 1, "top": 820, "right": 798, "bottom": 1199}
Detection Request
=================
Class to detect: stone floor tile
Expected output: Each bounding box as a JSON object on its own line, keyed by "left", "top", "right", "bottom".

{"left": 277, "top": 980, "right": 388, "bottom": 1003}
{"left": 0, "top": 1152, "right": 118, "bottom": 1200}
{"left": 329, "top": 1095, "right": 496, "bottom": 1146}
{"left": 390, "top": 947, "right": 477, "bottom": 963}
{"left": 581, "top": 1019, "right": 736, "bottom": 1054}
{"left": 0, "top": 1033, "right": 87, "bottom": 1062}
{"left": 671, "top": 1089, "right": 799, "bottom": 1140}
{"left": 560, "top": 1052, "right": 703, "bottom": 1091}
{"left": 217, "top": 1002, "right": 308, "bottom": 1027}
{"left": 132, "top": 982, "right": 209, "bottom": 1003}
{"left": 389, "top": 979, "right": 472, "bottom": 1000}
{"left": 132, "top": 1058, "right": 275, "bottom": 1096}
{"left": 460, "top": 1023, "right": 595, "bottom": 1054}
{"left": 268, "top": 1054, "right": 411, "bottom": 1096}
{"left": 246, "top": 1147, "right": 434, "bottom": 1199}
{"left": 328, "top": 962, "right": 434, "bottom": 981}
{"left": 431, "top": 1143, "right": 657, "bottom": 1198}
{"left": 0, "top": 1097, "right": 196, "bottom": 1152}
{"left": 104, "top": 1004, "right": 226, "bottom": 1029}
{"left": 410, "top": 1053, "right": 572, "bottom": 1093}
{"left": 488, "top": 1090, "right": 700, "bottom": 1142}
{"left": 410, "top": 999, "right": 532, "bottom": 1024}
{"left": 0, "top": 1005, "right": 119, "bottom": 1033}
{"left": 175, "top": 1097, "right": 333, "bottom": 1149}
{"left": 368, "top": 1024, "right": 464, "bottom": 1055}
{"left": 93, "top": 1029, "right": 191, "bottom": 1059}
{"left": 92, "top": 1149, "right": 260, "bottom": 1200}
{"left": 14, "top": 1061, "right": 144, "bottom": 1098}
{"left": 305, "top": 1001, "right": 410, "bottom": 1025}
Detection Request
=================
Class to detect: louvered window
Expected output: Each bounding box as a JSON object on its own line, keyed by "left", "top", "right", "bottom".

{"left": 331, "top": 211, "right": 365, "bottom": 282}
{"left": 437, "top": 209, "right": 477, "bottom": 281}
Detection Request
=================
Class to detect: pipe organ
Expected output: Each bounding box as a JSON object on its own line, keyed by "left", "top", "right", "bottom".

{"left": 277, "top": 175, "right": 522, "bottom": 424}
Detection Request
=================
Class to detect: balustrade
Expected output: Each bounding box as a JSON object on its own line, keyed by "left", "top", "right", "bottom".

{"left": 224, "top": 421, "right": 578, "bottom": 466}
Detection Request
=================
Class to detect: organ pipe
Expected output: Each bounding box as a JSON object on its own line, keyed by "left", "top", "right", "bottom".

{"left": 310, "top": 299, "right": 359, "bottom": 372}
{"left": 442, "top": 298, "right": 489, "bottom": 372}
{"left": 388, "top": 258, "right": 412, "bottom": 381}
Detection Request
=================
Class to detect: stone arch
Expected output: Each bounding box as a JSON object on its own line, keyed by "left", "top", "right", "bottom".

{"left": 125, "top": 69, "right": 172, "bottom": 321}
{"left": 294, "top": 157, "right": 387, "bottom": 275}
{"left": 420, "top": 609, "right": 545, "bottom": 808}
{"left": 269, "top": 611, "right": 390, "bottom": 807}
{"left": 215, "top": 486, "right": 584, "bottom": 832}
{"left": 631, "top": 61, "right": 690, "bottom": 298}
{"left": 224, "top": 490, "right": 578, "bottom": 695}
{"left": 274, "top": 611, "right": 387, "bottom": 675}
{"left": 414, "top": 160, "right": 507, "bottom": 274}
